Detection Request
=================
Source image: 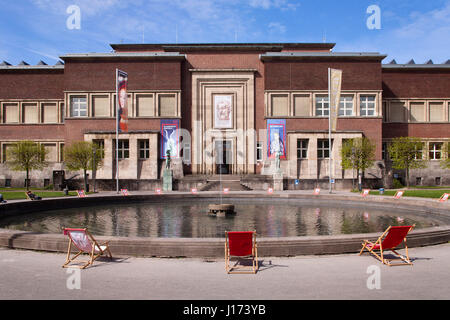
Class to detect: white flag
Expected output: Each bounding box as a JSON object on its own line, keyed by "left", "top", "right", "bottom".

{"left": 329, "top": 68, "right": 342, "bottom": 132}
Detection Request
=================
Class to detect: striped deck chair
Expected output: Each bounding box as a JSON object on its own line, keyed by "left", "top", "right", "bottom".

{"left": 77, "top": 190, "right": 87, "bottom": 198}
{"left": 394, "top": 190, "right": 404, "bottom": 199}
{"left": 62, "top": 228, "right": 112, "bottom": 269}
{"left": 439, "top": 193, "right": 449, "bottom": 203}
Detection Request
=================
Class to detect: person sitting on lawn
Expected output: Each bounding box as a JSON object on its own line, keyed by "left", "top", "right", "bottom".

{"left": 26, "top": 190, "right": 42, "bottom": 200}
{"left": 0, "top": 194, "right": 6, "bottom": 203}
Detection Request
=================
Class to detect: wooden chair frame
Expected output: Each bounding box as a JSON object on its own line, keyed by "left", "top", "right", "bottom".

{"left": 359, "top": 225, "right": 415, "bottom": 266}
{"left": 62, "top": 228, "right": 112, "bottom": 269}
{"left": 225, "top": 231, "right": 258, "bottom": 274}
{"left": 25, "top": 191, "right": 41, "bottom": 200}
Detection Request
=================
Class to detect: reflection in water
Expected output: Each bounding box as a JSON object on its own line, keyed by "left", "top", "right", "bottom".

{"left": 0, "top": 201, "right": 447, "bottom": 238}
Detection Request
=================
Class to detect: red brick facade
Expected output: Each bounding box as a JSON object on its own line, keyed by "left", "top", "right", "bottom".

{"left": 0, "top": 43, "right": 449, "bottom": 188}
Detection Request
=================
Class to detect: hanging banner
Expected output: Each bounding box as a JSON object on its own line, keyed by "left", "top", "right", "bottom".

{"left": 116, "top": 69, "right": 128, "bottom": 133}
{"left": 267, "top": 119, "right": 286, "bottom": 159}
{"left": 329, "top": 68, "right": 342, "bottom": 132}
{"left": 160, "top": 119, "right": 179, "bottom": 159}
{"left": 213, "top": 95, "right": 233, "bottom": 129}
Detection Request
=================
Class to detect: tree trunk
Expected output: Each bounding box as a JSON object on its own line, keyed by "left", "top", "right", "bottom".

{"left": 406, "top": 167, "right": 410, "bottom": 188}
{"left": 83, "top": 169, "right": 88, "bottom": 191}
{"left": 26, "top": 168, "right": 29, "bottom": 191}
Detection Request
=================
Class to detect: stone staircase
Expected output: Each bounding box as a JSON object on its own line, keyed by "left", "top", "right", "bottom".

{"left": 200, "top": 175, "right": 252, "bottom": 191}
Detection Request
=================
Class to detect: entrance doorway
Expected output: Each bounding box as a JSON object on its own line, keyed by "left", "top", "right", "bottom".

{"left": 215, "top": 140, "right": 232, "bottom": 174}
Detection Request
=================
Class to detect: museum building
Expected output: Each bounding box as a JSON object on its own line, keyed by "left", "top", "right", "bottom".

{"left": 0, "top": 42, "right": 449, "bottom": 190}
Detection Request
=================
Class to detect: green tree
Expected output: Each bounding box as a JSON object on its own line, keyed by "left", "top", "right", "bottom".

{"left": 440, "top": 142, "right": 450, "bottom": 169}
{"left": 387, "top": 137, "right": 427, "bottom": 188}
{"left": 6, "top": 140, "right": 48, "bottom": 190}
{"left": 64, "top": 141, "right": 104, "bottom": 191}
{"left": 340, "top": 137, "right": 376, "bottom": 190}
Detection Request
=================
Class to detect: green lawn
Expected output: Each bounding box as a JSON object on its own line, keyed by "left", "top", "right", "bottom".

{"left": 367, "top": 189, "right": 450, "bottom": 199}
{"left": 0, "top": 190, "right": 87, "bottom": 200}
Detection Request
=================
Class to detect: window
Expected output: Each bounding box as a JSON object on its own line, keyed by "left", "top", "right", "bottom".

{"left": 429, "top": 143, "right": 442, "bottom": 160}
{"left": 429, "top": 102, "right": 444, "bottom": 122}
{"left": 256, "top": 142, "right": 263, "bottom": 162}
{"left": 294, "top": 95, "right": 310, "bottom": 116}
{"left": 389, "top": 101, "right": 406, "bottom": 122}
{"left": 360, "top": 96, "right": 376, "bottom": 116}
{"left": 410, "top": 102, "right": 425, "bottom": 122}
{"left": 339, "top": 96, "right": 354, "bottom": 116}
{"left": 60, "top": 144, "right": 64, "bottom": 162}
{"left": 448, "top": 102, "right": 450, "bottom": 122}
{"left": 297, "top": 139, "right": 308, "bottom": 159}
{"left": 93, "top": 140, "right": 105, "bottom": 159}
{"left": 23, "top": 103, "right": 39, "bottom": 124}
{"left": 159, "top": 94, "right": 177, "bottom": 117}
{"left": 183, "top": 142, "right": 191, "bottom": 164}
{"left": 43, "top": 143, "right": 57, "bottom": 162}
{"left": 414, "top": 145, "right": 423, "bottom": 160}
{"left": 2, "top": 144, "right": 10, "bottom": 162}
{"left": 317, "top": 139, "right": 332, "bottom": 159}
{"left": 92, "top": 95, "right": 110, "bottom": 117}
{"left": 42, "top": 103, "right": 58, "bottom": 123}
{"left": 136, "top": 94, "right": 154, "bottom": 117}
{"left": 271, "top": 94, "right": 289, "bottom": 116}
{"left": 416, "top": 177, "right": 422, "bottom": 186}
{"left": 70, "top": 96, "right": 87, "bottom": 117}
{"left": 3, "top": 103, "right": 19, "bottom": 123}
{"left": 115, "top": 139, "right": 129, "bottom": 159}
{"left": 139, "top": 139, "right": 150, "bottom": 159}
{"left": 315, "top": 96, "right": 329, "bottom": 116}
{"left": 60, "top": 103, "right": 65, "bottom": 123}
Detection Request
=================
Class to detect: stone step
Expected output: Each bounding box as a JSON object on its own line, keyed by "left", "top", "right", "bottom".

{"left": 200, "top": 180, "right": 252, "bottom": 191}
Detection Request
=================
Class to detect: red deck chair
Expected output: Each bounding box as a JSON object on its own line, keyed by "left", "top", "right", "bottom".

{"left": 439, "top": 193, "right": 449, "bottom": 202}
{"left": 225, "top": 231, "right": 258, "bottom": 274}
{"left": 62, "top": 228, "right": 112, "bottom": 269}
{"left": 77, "top": 190, "right": 87, "bottom": 198}
{"left": 359, "top": 225, "right": 415, "bottom": 266}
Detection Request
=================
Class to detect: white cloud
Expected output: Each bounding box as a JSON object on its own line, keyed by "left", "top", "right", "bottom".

{"left": 249, "top": 0, "right": 299, "bottom": 11}
{"left": 337, "top": 1, "right": 450, "bottom": 63}
{"left": 31, "top": 0, "right": 123, "bottom": 16}
{"left": 268, "top": 22, "right": 286, "bottom": 34}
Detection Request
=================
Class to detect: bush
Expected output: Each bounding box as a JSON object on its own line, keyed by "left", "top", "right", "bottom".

{"left": 393, "top": 178, "right": 404, "bottom": 189}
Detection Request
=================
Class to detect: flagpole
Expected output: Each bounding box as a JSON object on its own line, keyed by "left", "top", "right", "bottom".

{"left": 115, "top": 68, "right": 119, "bottom": 194}
{"left": 328, "top": 68, "right": 332, "bottom": 194}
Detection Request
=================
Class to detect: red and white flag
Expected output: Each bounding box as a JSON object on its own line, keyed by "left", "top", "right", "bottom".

{"left": 116, "top": 69, "right": 128, "bottom": 133}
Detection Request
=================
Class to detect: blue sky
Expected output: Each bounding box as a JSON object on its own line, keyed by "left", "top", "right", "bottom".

{"left": 1, "top": 0, "right": 449, "bottom": 65}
